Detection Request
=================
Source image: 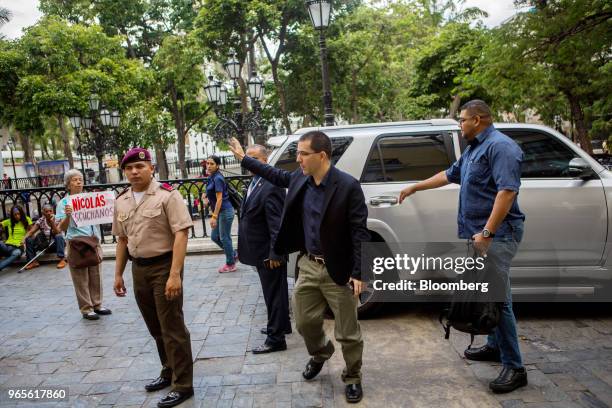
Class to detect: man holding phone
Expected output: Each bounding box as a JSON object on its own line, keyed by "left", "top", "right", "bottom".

{"left": 237, "top": 144, "right": 291, "bottom": 354}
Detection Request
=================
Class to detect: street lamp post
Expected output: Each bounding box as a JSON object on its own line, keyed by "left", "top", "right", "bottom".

{"left": 68, "top": 115, "right": 87, "bottom": 178}
{"left": 306, "top": 0, "right": 334, "bottom": 127}
{"left": 68, "top": 94, "right": 121, "bottom": 184}
{"left": 204, "top": 54, "right": 265, "bottom": 146}
{"left": 7, "top": 137, "right": 17, "bottom": 179}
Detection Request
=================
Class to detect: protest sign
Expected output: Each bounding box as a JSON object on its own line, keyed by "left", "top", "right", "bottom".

{"left": 69, "top": 191, "right": 115, "bottom": 227}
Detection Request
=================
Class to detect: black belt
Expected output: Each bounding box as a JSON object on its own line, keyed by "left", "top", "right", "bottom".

{"left": 304, "top": 252, "right": 325, "bottom": 265}
{"left": 130, "top": 251, "right": 173, "bottom": 266}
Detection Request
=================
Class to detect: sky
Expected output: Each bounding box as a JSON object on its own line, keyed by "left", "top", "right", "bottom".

{"left": 0, "top": 0, "right": 518, "bottom": 40}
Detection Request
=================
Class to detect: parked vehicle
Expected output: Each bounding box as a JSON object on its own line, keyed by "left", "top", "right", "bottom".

{"left": 267, "top": 120, "right": 612, "bottom": 315}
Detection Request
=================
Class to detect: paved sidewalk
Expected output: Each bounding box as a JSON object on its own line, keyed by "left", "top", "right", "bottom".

{"left": 0, "top": 253, "right": 611, "bottom": 407}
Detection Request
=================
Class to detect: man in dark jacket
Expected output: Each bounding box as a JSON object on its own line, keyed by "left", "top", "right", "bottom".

{"left": 238, "top": 144, "right": 291, "bottom": 354}
{"left": 229, "top": 131, "right": 370, "bottom": 404}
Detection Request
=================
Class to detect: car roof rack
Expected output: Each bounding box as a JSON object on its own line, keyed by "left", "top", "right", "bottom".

{"left": 295, "top": 119, "right": 458, "bottom": 134}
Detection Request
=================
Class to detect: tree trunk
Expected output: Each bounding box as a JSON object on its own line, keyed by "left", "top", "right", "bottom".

{"left": 565, "top": 91, "right": 592, "bottom": 154}
{"left": 270, "top": 62, "right": 292, "bottom": 134}
{"left": 155, "top": 144, "right": 169, "bottom": 180}
{"left": 448, "top": 94, "right": 462, "bottom": 119}
{"left": 16, "top": 131, "right": 34, "bottom": 165}
{"left": 57, "top": 115, "right": 74, "bottom": 168}
{"left": 350, "top": 71, "right": 359, "bottom": 124}
{"left": 168, "top": 82, "right": 188, "bottom": 179}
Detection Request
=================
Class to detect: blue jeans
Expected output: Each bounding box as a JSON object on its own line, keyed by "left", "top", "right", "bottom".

{"left": 484, "top": 221, "right": 524, "bottom": 369}
{"left": 26, "top": 235, "right": 66, "bottom": 261}
{"left": 211, "top": 209, "right": 236, "bottom": 265}
{"left": 0, "top": 242, "right": 23, "bottom": 271}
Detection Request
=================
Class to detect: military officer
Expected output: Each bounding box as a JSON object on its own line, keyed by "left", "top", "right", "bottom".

{"left": 112, "top": 147, "right": 194, "bottom": 408}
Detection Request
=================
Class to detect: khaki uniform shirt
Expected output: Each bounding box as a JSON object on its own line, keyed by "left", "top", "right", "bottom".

{"left": 112, "top": 180, "right": 193, "bottom": 258}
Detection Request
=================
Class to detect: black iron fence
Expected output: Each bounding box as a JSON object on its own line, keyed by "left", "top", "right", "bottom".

{"left": 1, "top": 175, "right": 65, "bottom": 190}
{"left": 165, "top": 156, "right": 242, "bottom": 178}
{"left": 0, "top": 176, "right": 251, "bottom": 244}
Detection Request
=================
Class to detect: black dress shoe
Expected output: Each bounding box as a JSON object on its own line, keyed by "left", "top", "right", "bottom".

{"left": 94, "top": 307, "right": 112, "bottom": 315}
{"left": 82, "top": 312, "right": 100, "bottom": 320}
{"left": 345, "top": 383, "right": 363, "bottom": 403}
{"left": 144, "top": 376, "right": 171, "bottom": 392}
{"left": 464, "top": 345, "right": 501, "bottom": 362}
{"left": 489, "top": 367, "right": 528, "bottom": 393}
{"left": 252, "top": 342, "right": 287, "bottom": 354}
{"left": 260, "top": 327, "right": 293, "bottom": 335}
{"left": 302, "top": 358, "right": 325, "bottom": 380}
{"left": 157, "top": 390, "right": 194, "bottom": 408}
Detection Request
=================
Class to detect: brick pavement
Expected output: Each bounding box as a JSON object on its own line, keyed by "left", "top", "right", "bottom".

{"left": 0, "top": 254, "right": 611, "bottom": 407}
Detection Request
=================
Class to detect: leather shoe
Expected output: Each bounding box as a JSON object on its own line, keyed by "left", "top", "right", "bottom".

{"left": 260, "top": 327, "right": 293, "bottom": 335}
{"left": 302, "top": 358, "right": 325, "bottom": 380}
{"left": 345, "top": 383, "right": 363, "bottom": 403}
{"left": 464, "top": 345, "right": 501, "bottom": 362}
{"left": 489, "top": 367, "right": 528, "bottom": 393}
{"left": 252, "top": 342, "right": 287, "bottom": 354}
{"left": 94, "top": 307, "right": 112, "bottom": 315}
{"left": 144, "top": 376, "right": 171, "bottom": 392}
{"left": 82, "top": 312, "right": 99, "bottom": 320}
{"left": 157, "top": 390, "right": 194, "bottom": 408}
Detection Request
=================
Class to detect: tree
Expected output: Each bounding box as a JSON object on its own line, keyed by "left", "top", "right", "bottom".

{"left": 40, "top": 0, "right": 200, "bottom": 174}
{"left": 475, "top": 0, "right": 612, "bottom": 152}
{"left": 0, "top": 17, "right": 150, "bottom": 173}
{"left": 153, "top": 33, "right": 211, "bottom": 178}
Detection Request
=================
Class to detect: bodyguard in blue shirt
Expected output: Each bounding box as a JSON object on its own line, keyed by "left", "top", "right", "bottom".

{"left": 399, "top": 100, "right": 527, "bottom": 394}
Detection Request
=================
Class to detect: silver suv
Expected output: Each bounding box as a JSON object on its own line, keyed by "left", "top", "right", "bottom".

{"left": 267, "top": 120, "right": 612, "bottom": 314}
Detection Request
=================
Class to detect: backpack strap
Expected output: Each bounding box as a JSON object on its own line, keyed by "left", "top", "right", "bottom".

{"left": 467, "top": 333, "right": 475, "bottom": 350}
{"left": 439, "top": 309, "right": 451, "bottom": 340}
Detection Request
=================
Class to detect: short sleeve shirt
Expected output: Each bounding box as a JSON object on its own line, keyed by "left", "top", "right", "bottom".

{"left": 112, "top": 180, "right": 193, "bottom": 258}
{"left": 56, "top": 196, "right": 101, "bottom": 240}
{"left": 445, "top": 125, "right": 525, "bottom": 239}
{"left": 1, "top": 217, "right": 32, "bottom": 246}
{"left": 35, "top": 217, "right": 59, "bottom": 238}
{"left": 205, "top": 171, "right": 233, "bottom": 212}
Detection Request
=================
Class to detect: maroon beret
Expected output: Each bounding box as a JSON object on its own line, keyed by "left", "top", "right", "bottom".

{"left": 120, "top": 147, "right": 152, "bottom": 168}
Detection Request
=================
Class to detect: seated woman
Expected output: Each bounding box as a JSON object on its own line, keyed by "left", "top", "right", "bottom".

{"left": 0, "top": 205, "right": 32, "bottom": 271}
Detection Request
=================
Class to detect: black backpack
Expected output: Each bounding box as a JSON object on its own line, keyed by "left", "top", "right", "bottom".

{"left": 439, "top": 266, "right": 503, "bottom": 349}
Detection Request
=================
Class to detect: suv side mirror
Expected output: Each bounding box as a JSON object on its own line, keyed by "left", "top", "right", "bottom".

{"left": 568, "top": 157, "right": 597, "bottom": 180}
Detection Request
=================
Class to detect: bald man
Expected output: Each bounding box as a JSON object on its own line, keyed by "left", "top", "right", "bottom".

{"left": 238, "top": 145, "right": 290, "bottom": 353}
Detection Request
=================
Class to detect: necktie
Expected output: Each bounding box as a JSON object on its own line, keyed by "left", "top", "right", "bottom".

{"left": 247, "top": 177, "right": 259, "bottom": 199}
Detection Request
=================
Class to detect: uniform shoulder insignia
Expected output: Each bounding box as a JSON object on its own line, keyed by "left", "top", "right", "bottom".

{"left": 116, "top": 188, "right": 129, "bottom": 198}
{"left": 160, "top": 183, "right": 174, "bottom": 192}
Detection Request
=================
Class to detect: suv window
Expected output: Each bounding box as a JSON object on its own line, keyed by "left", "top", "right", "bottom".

{"left": 274, "top": 137, "right": 353, "bottom": 172}
{"left": 502, "top": 130, "right": 579, "bottom": 178}
{"left": 361, "top": 133, "right": 454, "bottom": 182}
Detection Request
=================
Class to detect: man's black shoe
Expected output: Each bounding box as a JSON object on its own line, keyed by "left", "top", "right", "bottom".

{"left": 157, "top": 390, "right": 194, "bottom": 408}
{"left": 94, "top": 307, "right": 112, "bottom": 315}
{"left": 82, "top": 312, "right": 100, "bottom": 320}
{"left": 145, "top": 376, "right": 171, "bottom": 392}
{"left": 252, "top": 342, "right": 287, "bottom": 354}
{"left": 489, "top": 367, "right": 528, "bottom": 393}
{"left": 464, "top": 345, "right": 501, "bottom": 362}
{"left": 345, "top": 383, "right": 363, "bottom": 403}
{"left": 302, "top": 358, "right": 325, "bottom": 380}
{"left": 260, "top": 327, "right": 292, "bottom": 335}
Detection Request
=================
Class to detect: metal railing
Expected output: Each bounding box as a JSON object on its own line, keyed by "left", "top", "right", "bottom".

{"left": 1, "top": 175, "right": 65, "bottom": 190}
{"left": 0, "top": 176, "right": 252, "bottom": 244}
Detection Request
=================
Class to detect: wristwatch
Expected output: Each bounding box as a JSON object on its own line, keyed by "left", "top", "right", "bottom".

{"left": 482, "top": 228, "right": 496, "bottom": 238}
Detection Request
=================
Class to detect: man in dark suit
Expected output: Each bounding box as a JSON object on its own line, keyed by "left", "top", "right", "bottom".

{"left": 239, "top": 144, "right": 291, "bottom": 354}
{"left": 229, "top": 131, "right": 369, "bottom": 404}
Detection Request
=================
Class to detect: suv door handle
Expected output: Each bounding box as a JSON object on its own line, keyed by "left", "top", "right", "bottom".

{"left": 369, "top": 196, "right": 399, "bottom": 206}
